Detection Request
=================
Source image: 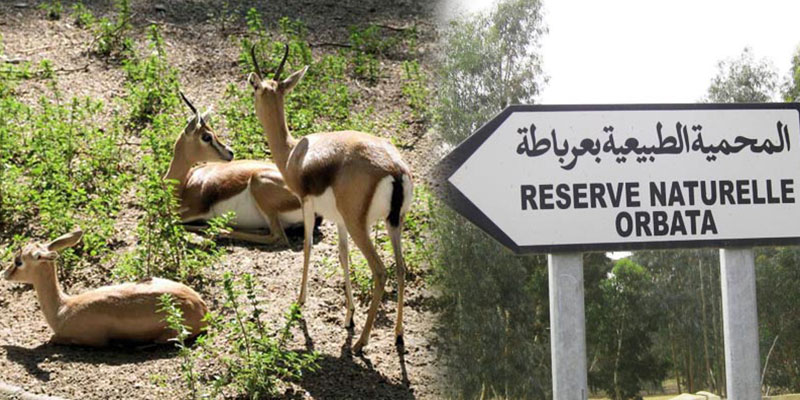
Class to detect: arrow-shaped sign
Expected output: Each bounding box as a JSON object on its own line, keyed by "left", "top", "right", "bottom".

{"left": 437, "top": 103, "right": 800, "bottom": 254}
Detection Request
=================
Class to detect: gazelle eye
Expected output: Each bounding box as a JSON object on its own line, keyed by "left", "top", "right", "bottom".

{"left": 14, "top": 258, "right": 21, "bottom": 267}
{"left": 202, "top": 134, "right": 212, "bottom": 143}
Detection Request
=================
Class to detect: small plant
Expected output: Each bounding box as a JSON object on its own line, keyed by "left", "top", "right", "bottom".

{"left": 39, "top": 0, "right": 63, "bottom": 20}
{"left": 122, "top": 25, "right": 180, "bottom": 124}
{"left": 92, "top": 0, "right": 133, "bottom": 58}
{"left": 38, "top": 59, "right": 55, "bottom": 79}
{"left": 348, "top": 25, "right": 383, "bottom": 83}
{"left": 202, "top": 272, "right": 318, "bottom": 398}
{"left": 70, "top": 1, "right": 95, "bottom": 28}
{"left": 212, "top": 1, "right": 236, "bottom": 32}
{"left": 402, "top": 60, "right": 430, "bottom": 121}
{"left": 159, "top": 293, "right": 199, "bottom": 399}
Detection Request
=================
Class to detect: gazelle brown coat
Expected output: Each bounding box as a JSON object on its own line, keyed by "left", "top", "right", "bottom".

{"left": 166, "top": 92, "right": 304, "bottom": 245}
{"left": 249, "top": 46, "right": 414, "bottom": 353}
{"left": 3, "top": 229, "right": 208, "bottom": 347}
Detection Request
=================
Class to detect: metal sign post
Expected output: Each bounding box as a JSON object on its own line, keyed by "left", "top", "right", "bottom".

{"left": 720, "top": 248, "right": 761, "bottom": 399}
{"left": 436, "top": 103, "right": 800, "bottom": 398}
{"left": 548, "top": 253, "right": 588, "bottom": 400}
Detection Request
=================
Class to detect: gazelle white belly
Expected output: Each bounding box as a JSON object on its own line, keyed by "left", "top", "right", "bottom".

{"left": 310, "top": 174, "right": 412, "bottom": 228}
{"left": 208, "top": 188, "right": 266, "bottom": 229}
{"left": 312, "top": 187, "right": 345, "bottom": 225}
{"left": 279, "top": 208, "right": 304, "bottom": 226}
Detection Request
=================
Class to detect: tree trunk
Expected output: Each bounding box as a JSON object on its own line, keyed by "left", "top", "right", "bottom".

{"left": 669, "top": 323, "right": 683, "bottom": 394}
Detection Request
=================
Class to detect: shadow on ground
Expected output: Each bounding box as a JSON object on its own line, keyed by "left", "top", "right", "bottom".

{"left": 296, "top": 352, "right": 414, "bottom": 400}
{"left": 2, "top": 342, "right": 178, "bottom": 382}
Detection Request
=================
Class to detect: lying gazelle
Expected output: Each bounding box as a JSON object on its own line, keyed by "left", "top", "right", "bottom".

{"left": 249, "top": 45, "right": 414, "bottom": 353}
{"left": 3, "top": 228, "right": 208, "bottom": 346}
{"left": 165, "top": 92, "right": 306, "bottom": 245}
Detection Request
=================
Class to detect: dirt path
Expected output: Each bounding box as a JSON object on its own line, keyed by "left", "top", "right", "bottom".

{"left": 0, "top": 1, "right": 442, "bottom": 398}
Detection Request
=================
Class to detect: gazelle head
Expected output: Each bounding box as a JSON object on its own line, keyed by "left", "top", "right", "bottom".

{"left": 4, "top": 228, "right": 83, "bottom": 284}
{"left": 174, "top": 91, "right": 234, "bottom": 165}
{"left": 247, "top": 44, "right": 308, "bottom": 114}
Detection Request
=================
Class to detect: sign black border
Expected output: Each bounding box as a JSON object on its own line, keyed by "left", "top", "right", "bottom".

{"left": 436, "top": 103, "right": 800, "bottom": 254}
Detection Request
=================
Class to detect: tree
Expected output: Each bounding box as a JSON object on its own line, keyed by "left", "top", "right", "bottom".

{"left": 431, "top": 1, "right": 554, "bottom": 398}
{"left": 783, "top": 45, "right": 800, "bottom": 102}
{"left": 755, "top": 247, "right": 800, "bottom": 393}
{"left": 435, "top": 0, "right": 547, "bottom": 145}
{"left": 589, "top": 259, "right": 668, "bottom": 399}
{"left": 705, "top": 47, "right": 778, "bottom": 103}
{"left": 633, "top": 249, "right": 724, "bottom": 395}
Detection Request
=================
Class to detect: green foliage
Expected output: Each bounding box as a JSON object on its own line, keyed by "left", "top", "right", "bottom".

{"left": 159, "top": 293, "right": 199, "bottom": 400}
{"left": 200, "top": 272, "right": 318, "bottom": 398}
{"left": 38, "top": 59, "right": 55, "bottom": 80}
{"left": 435, "top": 0, "right": 547, "bottom": 145}
{"left": 347, "top": 25, "right": 384, "bottom": 83}
{"left": 0, "top": 60, "right": 129, "bottom": 271}
{"left": 706, "top": 47, "right": 778, "bottom": 103}
{"left": 39, "top": 0, "right": 63, "bottom": 21}
{"left": 402, "top": 60, "right": 429, "bottom": 120}
{"left": 122, "top": 25, "right": 180, "bottom": 124}
{"left": 633, "top": 249, "right": 724, "bottom": 395}
{"left": 0, "top": 51, "right": 33, "bottom": 83}
{"left": 755, "top": 247, "right": 800, "bottom": 392}
{"left": 783, "top": 45, "right": 800, "bottom": 102}
{"left": 430, "top": 1, "right": 551, "bottom": 397}
{"left": 431, "top": 206, "right": 552, "bottom": 399}
{"left": 92, "top": 0, "right": 133, "bottom": 58}
{"left": 588, "top": 259, "right": 667, "bottom": 399}
{"left": 70, "top": 1, "right": 95, "bottom": 28}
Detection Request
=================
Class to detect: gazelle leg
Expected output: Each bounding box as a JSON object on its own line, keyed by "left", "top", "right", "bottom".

{"left": 348, "top": 222, "right": 387, "bottom": 354}
{"left": 298, "top": 198, "right": 314, "bottom": 306}
{"left": 251, "top": 175, "right": 293, "bottom": 246}
{"left": 221, "top": 230, "right": 280, "bottom": 244}
{"left": 265, "top": 213, "right": 290, "bottom": 246}
{"left": 337, "top": 223, "right": 356, "bottom": 329}
{"left": 183, "top": 224, "right": 280, "bottom": 245}
{"left": 387, "top": 219, "right": 406, "bottom": 345}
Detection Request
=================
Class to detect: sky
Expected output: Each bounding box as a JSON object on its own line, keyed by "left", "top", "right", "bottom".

{"left": 439, "top": 0, "right": 800, "bottom": 104}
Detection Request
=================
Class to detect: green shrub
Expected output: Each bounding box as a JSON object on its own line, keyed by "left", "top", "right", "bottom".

{"left": 0, "top": 60, "right": 130, "bottom": 271}
{"left": 122, "top": 25, "right": 180, "bottom": 125}
{"left": 93, "top": 0, "right": 133, "bottom": 58}
{"left": 199, "top": 272, "right": 318, "bottom": 398}
{"left": 39, "top": 0, "right": 63, "bottom": 21}
{"left": 159, "top": 293, "right": 200, "bottom": 399}
{"left": 70, "top": 1, "right": 95, "bottom": 28}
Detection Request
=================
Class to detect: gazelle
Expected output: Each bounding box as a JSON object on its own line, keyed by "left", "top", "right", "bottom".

{"left": 3, "top": 228, "right": 208, "bottom": 346}
{"left": 166, "top": 92, "right": 306, "bottom": 245}
{"left": 248, "top": 45, "right": 414, "bottom": 353}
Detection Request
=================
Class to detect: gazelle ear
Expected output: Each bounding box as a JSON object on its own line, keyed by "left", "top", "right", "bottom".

{"left": 247, "top": 72, "right": 261, "bottom": 90}
{"left": 47, "top": 228, "right": 83, "bottom": 252}
{"left": 279, "top": 66, "right": 308, "bottom": 94}
{"left": 200, "top": 108, "right": 214, "bottom": 124}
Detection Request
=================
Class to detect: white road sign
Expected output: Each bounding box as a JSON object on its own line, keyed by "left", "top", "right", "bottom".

{"left": 438, "top": 104, "right": 800, "bottom": 253}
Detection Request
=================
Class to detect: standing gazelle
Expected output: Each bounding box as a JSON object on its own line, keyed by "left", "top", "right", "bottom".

{"left": 167, "top": 92, "right": 306, "bottom": 245}
{"left": 248, "top": 45, "right": 414, "bottom": 353}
